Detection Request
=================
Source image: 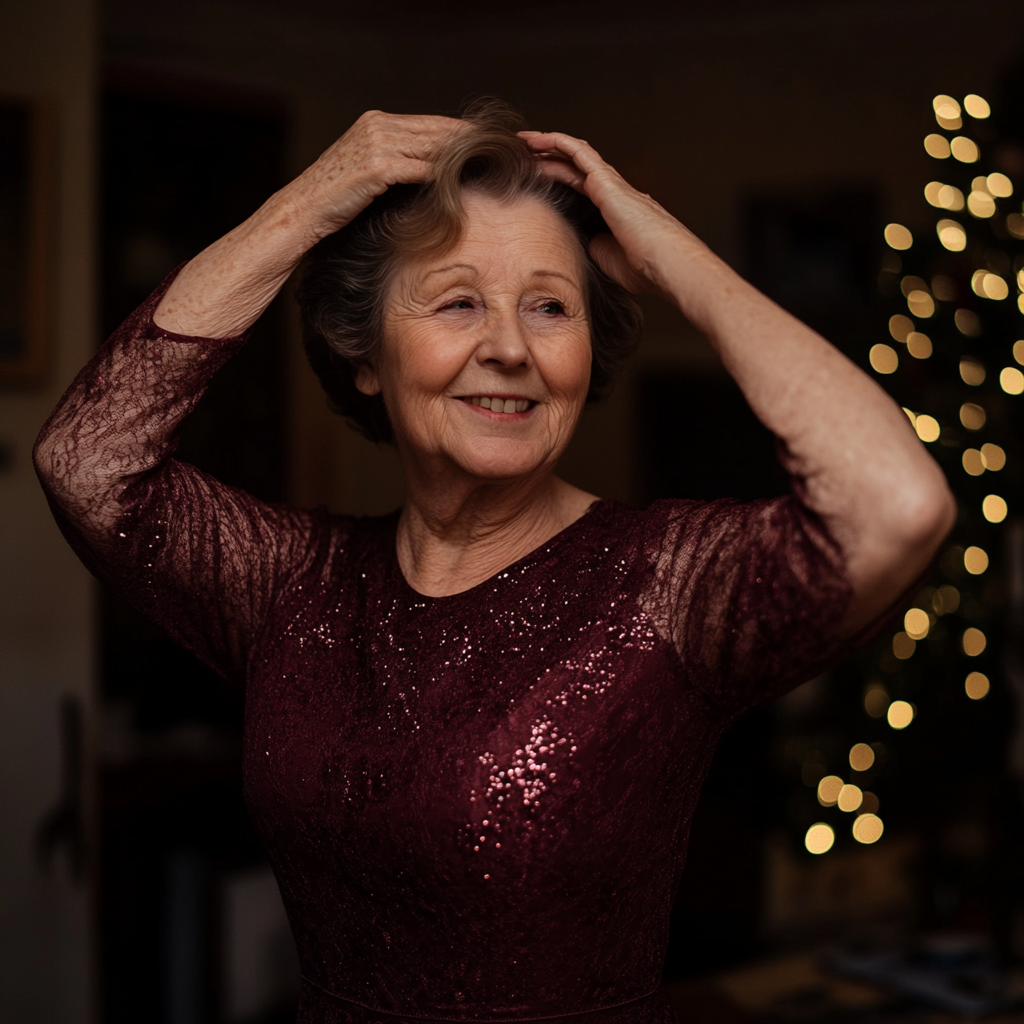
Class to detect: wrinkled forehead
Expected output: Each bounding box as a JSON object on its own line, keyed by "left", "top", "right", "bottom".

{"left": 390, "top": 191, "right": 588, "bottom": 299}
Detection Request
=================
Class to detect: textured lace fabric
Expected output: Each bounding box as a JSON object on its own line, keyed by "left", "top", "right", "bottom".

{"left": 35, "top": 271, "right": 852, "bottom": 1024}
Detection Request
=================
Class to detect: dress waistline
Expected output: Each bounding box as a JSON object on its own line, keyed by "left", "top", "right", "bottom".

{"left": 297, "top": 978, "right": 669, "bottom": 1024}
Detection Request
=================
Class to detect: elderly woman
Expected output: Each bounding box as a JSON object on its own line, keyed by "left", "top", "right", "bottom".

{"left": 36, "top": 101, "right": 952, "bottom": 1023}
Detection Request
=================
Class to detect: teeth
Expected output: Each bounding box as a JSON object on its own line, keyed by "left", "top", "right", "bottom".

{"left": 465, "top": 396, "right": 532, "bottom": 412}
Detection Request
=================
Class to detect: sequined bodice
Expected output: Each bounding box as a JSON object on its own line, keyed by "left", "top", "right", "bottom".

{"left": 35, "top": 273, "right": 851, "bottom": 1024}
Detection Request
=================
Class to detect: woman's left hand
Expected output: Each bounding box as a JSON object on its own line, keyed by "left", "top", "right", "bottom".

{"left": 521, "top": 131, "right": 691, "bottom": 297}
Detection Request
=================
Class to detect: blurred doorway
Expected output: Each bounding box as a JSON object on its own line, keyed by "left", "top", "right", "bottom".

{"left": 99, "top": 76, "right": 297, "bottom": 1024}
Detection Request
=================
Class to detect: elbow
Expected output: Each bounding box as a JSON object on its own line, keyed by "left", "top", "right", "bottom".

{"left": 888, "top": 464, "right": 956, "bottom": 561}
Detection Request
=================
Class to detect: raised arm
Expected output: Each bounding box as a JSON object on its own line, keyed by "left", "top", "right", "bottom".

{"left": 525, "top": 132, "right": 955, "bottom": 636}
{"left": 34, "top": 112, "right": 461, "bottom": 680}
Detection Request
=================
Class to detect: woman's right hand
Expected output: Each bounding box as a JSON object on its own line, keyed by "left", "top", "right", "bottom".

{"left": 287, "top": 111, "right": 463, "bottom": 240}
{"left": 155, "top": 111, "right": 461, "bottom": 338}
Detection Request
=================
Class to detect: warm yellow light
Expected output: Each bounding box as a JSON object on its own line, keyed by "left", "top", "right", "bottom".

{"left": 1008, "top": 213, "right": 1024, "bottom": 239}
{"left": 904, "top": 607, "right": 930, "bottom": 639}
{"left": 984, "top": 274, "right": 1009, "bottom": 300}
{"left": 981, "top": 443, "right": 1005, "bottom": 470}
{"left": 924, "top": 181, "right": 945, "bottom": 207}
{"left": 914, "top": 414, "right": 940, "bottom": 442}
{"left": 965, "top": 671, "right": 990, "bottom": 700}
{"left": 889, "top": 314, "right": 914, "bottom": 342}
{"left": 805, "top": 822, "right": 835, "bottom": 855}
{"left": 937, "top": 219, "right": 966, "bottom": 251}
{"left": 962, "top": 448, "right": 985, "bottom": 476}
{"left": 869, "top": 343, "right": 899, "bottom": 374}
{"left": 937, "top": 585, "right": 960, "bottom": 615}
{"left": 959, "top": 358, "right": 986, "bottom": 385}
{"left": 960, "top": 403, "right": 986, "bottom": 430}
{"left": 852, "top": 813, "right": 884, "bottom": 845}
{"left": 907, "top": 291, "right": 935, "bottom": 317}
{"left": 817, "top": 775, "right": 844, "bottom": 807}
{"left": 837, "top": 784, "right": 864, "bottom": 813}
{"left": 988, "top": 172, "right": 1013, "bottom": 198}
{"left": 884, "top": 223, "right": 913, "bottom": 250}
{"left": 902, "top": 407, "right": 916, "bottom": 426}
{"left": 964, "top": 94, "right": 991, "bottom": 119}
{"left": 933, "top": 94, "right": 962, "bottom": 121}
{"left": 887, "top": 700, "right": 914, "bottom": 729}
{"left": 1015, "top": 341, "right": 1024, "bottom": 366}
{"left": 1000, "top": 366, "right": 1024, "bottom": 394}
{"left": 964, "top": 546, "right": 989, "bottom": 574}
{"left": 939, "top": 185, "right": 965, "bottom": 211}
{"left": 982, "top": 494, "right": 1007, "bottom": 523}
{"left": 963, "top": 627, "right": 987, "bottom": 656}
{"left": 973, "top": 175, "right": 992, "bottom": 195}
{"left": 907, "top": 332, "right": 932, "bottom": 359}
{"left": 892, "top": 632, "right": 916, "bottom": 660}
{"left": 951, "top": 137, "right": 980, "bottom": 163}
{"left": 956, "top": 309, "right": 982, "bottom": 336}
{"left": 968, "top": 191, "right": 996, "bottom": 218}
{"left": 864, "top": 684, "right": 889, "bottom": 718}
{"left": 1019, "top": 295, "right": 1024, "bottom": 314}
{"left": 924, "top": 134, "right": 951, "bottom": 159}
{"left": 849, "top": 742, "right": 875, "bottom": 772}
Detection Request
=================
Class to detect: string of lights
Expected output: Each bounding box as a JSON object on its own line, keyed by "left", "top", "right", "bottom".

{"left": 800, "top": 91, "right": 1021, "bottom": 858}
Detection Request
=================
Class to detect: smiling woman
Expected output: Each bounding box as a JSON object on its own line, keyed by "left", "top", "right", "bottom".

{"left": 33, "top": 98, "right": 954, "bottom": 1024}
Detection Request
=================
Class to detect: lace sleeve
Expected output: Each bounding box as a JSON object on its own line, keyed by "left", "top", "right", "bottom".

{"left": 641, "top": 496, "right": 853, "bottom": 717}
{"left": 33, "top": 269, "right": 320, "bottom": 686}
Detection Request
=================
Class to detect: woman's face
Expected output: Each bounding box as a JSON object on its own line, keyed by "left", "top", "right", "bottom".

{"left": 360, "top": 192, "right": 592, "bottom": 487}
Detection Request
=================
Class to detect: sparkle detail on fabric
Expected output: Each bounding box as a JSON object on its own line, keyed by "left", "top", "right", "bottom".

{"left": 34, "top": 270, "right": 853, "bottom": 1024}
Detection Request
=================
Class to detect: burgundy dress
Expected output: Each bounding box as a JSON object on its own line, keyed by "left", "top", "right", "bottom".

{"left": 35, "top": 274, "right": 851, "bottom": 1024}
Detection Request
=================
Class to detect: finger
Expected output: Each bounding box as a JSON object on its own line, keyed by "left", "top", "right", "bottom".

{"left": 522, "top": 132, "right": 609, "bottom": 175}
{"left": 532, "top": 157, "right": 586, "bottom": 193}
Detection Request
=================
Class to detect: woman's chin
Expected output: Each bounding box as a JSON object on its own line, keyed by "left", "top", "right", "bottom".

{"left": 446, "top": 436, "right": 555, "bottom": 484}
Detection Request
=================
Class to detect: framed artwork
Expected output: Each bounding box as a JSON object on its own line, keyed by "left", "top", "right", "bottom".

{"left": 0, "top": 96, "right": 49, "bottom": 385}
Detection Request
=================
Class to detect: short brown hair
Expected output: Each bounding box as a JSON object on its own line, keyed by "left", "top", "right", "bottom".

{"left": 297, "top": 99, "right": 643, "bottom": 444}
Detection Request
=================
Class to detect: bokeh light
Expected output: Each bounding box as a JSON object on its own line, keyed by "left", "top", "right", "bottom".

{"left": 962, "top": 448, "right": 985, "bottom": 476}
{"left": 837, "top": 784, "right": 864, "bottom": 813}
{"left": 805, "top": 823, "right": 835, "bottom": 855}
{"left": 963, "top": 94, "right": 991, "bottom": 119}
{"left": 972, "top": 269, "right": 1008, "bottom": 299}
{"left": 869, "top": 344, "right": 899, "bottom": 374}
{"left": 914, "top": 414, "right": 940, "bottom": 442}
{"left": 980, "top": 443, "right": 1005, "bottom": 470}
{"left": 951, "top": 137, "right": 980, "bottom": 163}
{"left": 1008, "top": 213, "right": 1024, "bottom": 239}
{"left": 892, "top": 632, "right": 916, "bottom": 660}
{"left": 962, "top": 627, "right": 987, "bottom": 656}
{"left": 884, "top": 223, "right": 913, "bottom": 250}
{"left": 864, "top": 684, "right": 890, "bottom": 718}
{"left": 889, "top": 314, "right": 913, "bottom": 342}
{"left": 817, "top": 775, "right": 844, "bottom": 807}
{"left": 859, "top": 792, "right": 880, "bottom": 815}
{"left": 907, "top": 290, "right": 935, "bottom": 317}
{"left": 887, "top": 700, "right": 914, "bottom": 729}
{"left": 937, "top": 584, "right": 960, "bottom": 615}
{"left": 1000, "top": 366, "right": 1024, "bottom": 394}
{"left": 964, "top": 546, "right": 989, "bottom": 574}
{"left": 960, "top": 403, "right": 986, "bottom": 430}
{"left": 987, "top": 172, "right": 1013, "bottom": 197}
{"left": 932, "top": 94, "right": 962, "bottom": 123}
{"left": 967, "top": 191, "right": 996, "bottom": 218}
{"left": 959, "top": 358, "right": 986, "bottom": 385}
{"left": 924, "top": 134, "right": 951, "bottom": 159}
{"left": 904, "top": 607, "right": 930, "bottom": 639}
{"left": 982, "top": 494, "right": 1008, "bottom": 522}
{"left": 965, "top": 671, "right": 990, "bottom": 700}
{"left": 849, "top": 742, "right": 875, "bottom": 771}
{"left": 906, "top": 332, "right": 932, "bottom": 359}
{"left": 852, "top": 814, "right": 884, "bottom": 845}
{"left": 937, "top": 219, "right": 966, "bottom": 251}
{"left": 955, "top": 308, "right": 981, "bottom": 335}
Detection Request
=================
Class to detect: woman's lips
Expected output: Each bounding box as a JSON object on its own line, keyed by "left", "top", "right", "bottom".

{"left": 460, "top": 396, "right": 535, "bottom": 414}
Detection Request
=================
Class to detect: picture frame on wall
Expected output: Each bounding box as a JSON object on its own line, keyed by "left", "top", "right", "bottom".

{"left": 0, "top": 96, "right": 49, "bottom": 386}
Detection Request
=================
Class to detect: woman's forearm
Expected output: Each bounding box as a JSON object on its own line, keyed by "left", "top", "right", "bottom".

{"left": 654, "top": 229, "right": 955, "bottom": 631}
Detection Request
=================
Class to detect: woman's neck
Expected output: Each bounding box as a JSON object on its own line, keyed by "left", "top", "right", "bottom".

{"left": 395, "top": 473, "right": 598, "bottom": 598}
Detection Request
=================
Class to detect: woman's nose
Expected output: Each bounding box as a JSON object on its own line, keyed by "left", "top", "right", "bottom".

{"left": 476, "top": 309, "right": 531, "bottom": 369}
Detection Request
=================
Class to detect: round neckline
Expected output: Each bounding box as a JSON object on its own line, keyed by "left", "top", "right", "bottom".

{"left": 389, "top": 498, "right": 611, "bottom": 603}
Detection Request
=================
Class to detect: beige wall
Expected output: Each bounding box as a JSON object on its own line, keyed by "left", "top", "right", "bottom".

{"left": 0, "top": 0, "right": 98, "bottom": 1021}
{"left": 102, "top": 0, "right": 1024, "bottom": 515}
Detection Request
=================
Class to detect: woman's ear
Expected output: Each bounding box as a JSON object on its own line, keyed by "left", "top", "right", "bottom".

{"left": 354, "top": 362, "right": 382, "bottom": 396}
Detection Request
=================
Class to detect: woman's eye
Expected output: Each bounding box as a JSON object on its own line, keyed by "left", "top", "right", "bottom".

{"left": 538, "top": 300, "right": 566, "bottom": 316}
{"left": 443, "top": 299, "right": 474, "bottom": 311}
